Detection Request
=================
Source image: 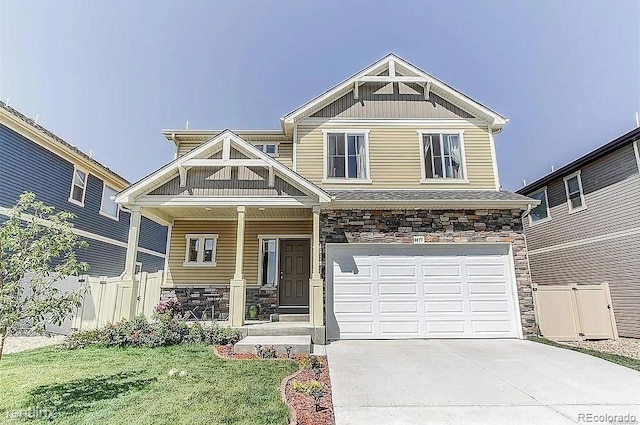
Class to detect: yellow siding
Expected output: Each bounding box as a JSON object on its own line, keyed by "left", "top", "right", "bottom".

{"left": 296, "top": 120, "right": 497, "bottom": 190}
{"left": 166, "top": 219, "right": 312, "bottom": 286}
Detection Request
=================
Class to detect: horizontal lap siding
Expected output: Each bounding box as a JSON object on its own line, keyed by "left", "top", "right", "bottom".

{"left": 166, "top": 220, "right": 312, "bottom": 286}
{"left": 76, "top": 238, "right": 126, "bottom": 277}
{"left": 296, "top": 121, "right": 496, "bottom": 190}
{"left": 528, "top": 235, "right": 640, "bottom": 338}
{"left": 524, "top": 175, "right": 640, "bottom": 251}
{"left": 137, "top": 251, "right": 166, "bottom": 273}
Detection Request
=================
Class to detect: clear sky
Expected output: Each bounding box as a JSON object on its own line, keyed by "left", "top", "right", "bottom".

{"left": 1, "top": 1, "right": 639, "bottom": 190}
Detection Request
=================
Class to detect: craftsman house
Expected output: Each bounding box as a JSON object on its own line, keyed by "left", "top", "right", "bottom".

{"left": 115, "top": 54, "right": 537, "bottom": 343}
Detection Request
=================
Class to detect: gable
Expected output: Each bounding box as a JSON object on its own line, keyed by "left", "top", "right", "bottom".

{"left": 310, "top": 82, "right": 473, "bottom": 119}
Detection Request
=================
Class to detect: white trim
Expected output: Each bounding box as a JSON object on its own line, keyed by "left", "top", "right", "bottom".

{"left": 488, "top": 125, "right": 501, "bottom": 190}
{"left": 292, "top": 124, "right": 298, "bottom": 171}
{"left": 417, "top": 130, "right": 468, "bottom": 182}
{"left": 528, "top": 226, "right": 640, "bottom": 256}
{"left": 68, "top": 166, "right": 88, "bottom": 207}
{"left": 257, "top": 234, "right": 313, "bottom": 290}
{"left": 633, "top": 140, "right": 640, "bottom": 173}
{"left": 563, "top": 170, "right": 587, "bottom": 214}
{"left": 282, "top": 54, "right": 507, "bottom": 127}
{"left": 99, "top": 182, "right": 120, "bottom": 221}
{"left": 115, "top": 130, "right": 331, "bottom": 205}
{"left": 330, "top": 199, "right": 533, "bottom": 209}
{"left": 184, "top": 233, "right": 218, "bottom": 267}
{"left": 0, "top": 205, "right": 166, "bottom": 258}
{"left": 323, "top": 130, "right": 371, "bottom": 181}
{"left": 528, "top": 187, "right": 551, "bottom": 226}
{"left": 134, "top": 195, "right": 319, "bottom": 207}
{"left": 304, "top": 118, "right": 487, "bottom": 127}
{"left": 184, "top": 158, "right": 268, "bottom": 167}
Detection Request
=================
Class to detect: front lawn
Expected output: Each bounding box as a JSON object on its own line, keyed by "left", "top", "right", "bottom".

{"left": 0, "top": 344, "right": 298, "bottom": 424}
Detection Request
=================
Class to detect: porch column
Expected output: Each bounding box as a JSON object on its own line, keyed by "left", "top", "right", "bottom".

{"left": 121, "top": 206, "right": 141, "bottom": 320}
{"left": 229, "top": 206, "right": 246, "bottom": 326}
{"left": 309, "top": 206, "right": 324, "bottom": 327}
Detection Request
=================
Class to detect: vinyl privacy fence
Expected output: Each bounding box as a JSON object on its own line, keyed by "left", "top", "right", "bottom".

{"left": 533, "top": 282, "right": 618, "bottom": 341}
{"left": 41, "top": 271, "right": 163, "bottom": 334}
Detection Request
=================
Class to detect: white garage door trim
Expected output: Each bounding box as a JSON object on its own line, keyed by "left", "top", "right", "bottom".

{"left": 326, "top": 243, "right": 523, "bottom": 340}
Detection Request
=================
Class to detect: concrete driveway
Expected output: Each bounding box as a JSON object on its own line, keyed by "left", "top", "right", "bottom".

{"left": 326, "top": 339, "right": 640, "bottom": 425}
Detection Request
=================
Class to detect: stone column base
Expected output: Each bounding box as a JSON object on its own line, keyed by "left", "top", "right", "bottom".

{"left": 229, "top": 279, "right": 247, "bottom": 326}
{"left": 309, "top": 278, "right": 324, "bottom": 326}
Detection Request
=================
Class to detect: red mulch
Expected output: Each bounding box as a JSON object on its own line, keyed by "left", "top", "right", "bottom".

{"left": 214, "top": 346, "right": 335, "bottom": 425}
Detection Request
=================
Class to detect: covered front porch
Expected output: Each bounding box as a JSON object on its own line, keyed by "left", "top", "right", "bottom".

{"left": 115, "top": 130, "right": 330, "bottom": 333}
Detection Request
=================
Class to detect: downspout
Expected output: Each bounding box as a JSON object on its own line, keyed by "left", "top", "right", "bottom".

{"left": 172, "top": 133, "right": 178, "bottom": 159}
{"left": 292, "top": 124, "right": 298, "bottom": 171}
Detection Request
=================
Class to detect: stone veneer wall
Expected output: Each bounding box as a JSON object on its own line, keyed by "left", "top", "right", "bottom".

{"left": 160, "top": 286, "right": 278, "bottom": 320}
{"left": 319, "top": 208, "right": 537, "bottom": 336}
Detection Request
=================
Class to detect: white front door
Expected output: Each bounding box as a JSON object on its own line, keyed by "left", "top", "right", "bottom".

{"left": 326, "top": 244, "right": 521, "bottom": 340}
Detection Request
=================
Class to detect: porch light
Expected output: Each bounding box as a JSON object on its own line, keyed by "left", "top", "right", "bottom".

{"left": 312, "top": 365, "right": 322, "bottom": 380}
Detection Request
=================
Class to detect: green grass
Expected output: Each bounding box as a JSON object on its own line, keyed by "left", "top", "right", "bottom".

{"left": 528, "top": 336, "right": 640, "bottom": 371}
{"left": 0, "top": 345, "right": 298, "bottom": 425}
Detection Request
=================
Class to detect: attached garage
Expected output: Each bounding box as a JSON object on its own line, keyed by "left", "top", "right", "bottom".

{"left": 326, "top": 244, "right": 522, "bottom": 340}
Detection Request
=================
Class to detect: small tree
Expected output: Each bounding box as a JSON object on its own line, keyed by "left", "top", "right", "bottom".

{"left": 0, "top": 193, "right": 89, "bottom": 363}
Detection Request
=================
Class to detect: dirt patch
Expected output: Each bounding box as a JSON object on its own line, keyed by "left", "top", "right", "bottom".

{"left": 214, "top": 346, "right": 335, "bottom": 425}
{"left": 564, "top": 338, "right": 640, "bottom": 360}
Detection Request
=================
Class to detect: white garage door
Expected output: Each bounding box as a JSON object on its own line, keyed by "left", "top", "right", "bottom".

{"left": 326, "top": 244, "right": 521, "bottom": 340}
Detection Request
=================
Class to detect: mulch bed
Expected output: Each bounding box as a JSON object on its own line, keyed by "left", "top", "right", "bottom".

{"left": 214, "top": 345, "right": 335, "bottom": 425}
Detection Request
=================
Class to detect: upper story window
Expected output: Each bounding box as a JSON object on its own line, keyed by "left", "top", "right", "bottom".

{"left": 254, "top": 143, "right": 278, "bottom": 156}
{"left": 184, "top": 234, "right": 218, "bottom": 267}
{"left": 563, "top": 171, "right": 586, "bottom": 213}
{"left": 420, "top": 132, "right": 466, "bottom": 182}
{"left": 69, "top": 167, "right": 87, "bottom": 206}
{"left": 325, "top": 131, "right": 370, "bottom": 182}
{"left": 529, "top": 187, "right": 551, "bottom": 225}
{"left": 100, "top": 184, "right": 120, "bottom": 220}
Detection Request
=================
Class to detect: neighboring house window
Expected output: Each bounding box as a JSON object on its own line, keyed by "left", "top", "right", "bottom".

{"left": 69, "top": 167, "right": 87, "bottom": 206}
{"left": 325, "top": 132, "right": 369, "bottom": 180}
{"left": 563, "top": 171, "right": 586, "bottom": 213}
{"left": 259, "top": 239, "right": 277, "bottom": 286}
{"left": 420, "top": 133, "right": 465, "bottom": 180}
{"left": 184, "top": 234, "right": 218, "bottom": 266}
{"left": 529, "top": 187, "right": 551, "bottom": 225}
{"left": 100, "top": 184, "right": 120, "bottom": 220}
{"left": 254, "top": 143, "right": 278, "bottom": 156}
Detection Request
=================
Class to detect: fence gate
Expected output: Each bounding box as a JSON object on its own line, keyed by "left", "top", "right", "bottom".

{"left": 533, "top": 282, "right": 618, "bottom": 341}
{"left": 72, "top": 271, "right": 163, "bottom": 333}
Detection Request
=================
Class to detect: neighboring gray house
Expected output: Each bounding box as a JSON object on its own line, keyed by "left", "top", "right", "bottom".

{"left": 517, "top": 127, "right": 640, "bottom": 338}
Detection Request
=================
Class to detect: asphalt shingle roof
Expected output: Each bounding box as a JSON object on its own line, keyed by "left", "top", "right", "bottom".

{"left": 328, "top": 189, "right": 534, "bottom": 202}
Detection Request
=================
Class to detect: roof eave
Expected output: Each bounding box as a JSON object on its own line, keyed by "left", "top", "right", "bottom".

{"left": 328, "top": 199, "right": 538, "bottom": 210}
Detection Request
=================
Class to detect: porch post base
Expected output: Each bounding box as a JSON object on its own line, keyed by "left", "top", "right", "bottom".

{"left": 309, "top": 278, "right": 324, "bottom": 327}
{"left": 229, "top": 279, "right": 247, "bottom": 326}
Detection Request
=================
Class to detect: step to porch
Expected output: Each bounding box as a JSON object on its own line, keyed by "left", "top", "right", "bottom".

{"left": 269, "top": 313, "right": 310, "bottom": 323}
{"left": 234, "top": 335, "right": 312, "bottom": 355}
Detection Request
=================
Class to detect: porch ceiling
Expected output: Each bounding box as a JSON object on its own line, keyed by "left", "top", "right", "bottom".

{"left": 147, "top": 206, "right": 312, "bottom": 221}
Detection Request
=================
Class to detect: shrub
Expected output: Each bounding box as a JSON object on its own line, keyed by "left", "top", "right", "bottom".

{"left": 292, "top": 380, "right": 327, "bottom": 395}
{"left": 256, "top": 345, "right": 277, "bottom": 359}
{"left": 64, "top": 316, "right": 242, "bottom": 349}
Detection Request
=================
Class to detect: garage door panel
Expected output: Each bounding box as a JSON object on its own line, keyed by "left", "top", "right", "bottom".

{"left": 379, "top": 301, "right": 419, "bottom": 314}
{"left": 328, "top": 244, "right": 520, "bottom": 340}
{"left": 379, "top": 283, "right": 418, "bottom": 295}
{"left": 423, "top": 283, "right": 463, "bottom": 295}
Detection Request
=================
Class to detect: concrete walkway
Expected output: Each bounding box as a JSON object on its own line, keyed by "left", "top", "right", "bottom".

{"left": 326, "top": 339, "right": 640, "bottom": 425}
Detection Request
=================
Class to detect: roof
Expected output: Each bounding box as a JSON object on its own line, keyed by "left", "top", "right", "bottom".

{"left": 516, "top": 126, "right": 640, "bottom": 195}
{"left": 328, "top": 189, "right": 536, "bottom": 209}
{"left": 0, "top": 101, "right": 130, "bottom": 187}
{"left": 281, "top": 53, "right": 508, "bottom": 132}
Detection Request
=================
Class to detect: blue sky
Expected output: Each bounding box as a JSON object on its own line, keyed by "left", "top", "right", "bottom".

{"left": 1, "top": 1, "right": 638, "bottom": 190}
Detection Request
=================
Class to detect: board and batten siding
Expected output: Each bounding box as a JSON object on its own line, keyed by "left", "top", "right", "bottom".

{"left": 176, "top": 137, "right": 293, "bottom": 167}
{"left": 310, "top": 83, "right": 474, "bottom": 119}
{"left": 523, "top": 142, "right": 640, "bottom": 338}
{"left": 166, "top": 219, "right": 312, "bottom": 286}
{"left": 0, "top": 122, "right": 168, "bottom": 276}
{"left": 295, "top": 120, "right": 496, "bottom": 190}
{"left": 529, "top": 235, "right": 640, "bottom": 338}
